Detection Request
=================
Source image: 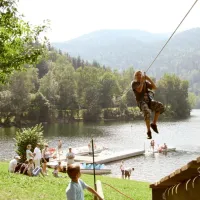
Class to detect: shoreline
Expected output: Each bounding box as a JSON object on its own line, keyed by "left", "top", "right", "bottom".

{"left": 0, "top": 114, "right": 190, "bottom": 128}
{"left": 0, "top": 161, "right": 152, "bottom": 184}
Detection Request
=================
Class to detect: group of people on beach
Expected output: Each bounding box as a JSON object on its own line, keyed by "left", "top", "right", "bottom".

{"left": 8, "top": 140, "right": 104, "bottom": 200}
{"left": 8, "top": 139, "right": 78, "bottom": 176}
{"left": 8, "top": 143, "right": 49, "bottom": 177}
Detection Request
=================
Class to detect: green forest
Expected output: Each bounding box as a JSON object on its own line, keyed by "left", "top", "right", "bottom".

{"left": 54, "top": 29, "right": 200, "bottom": 109}
{"left": 0, "top": 46, "right": 192, "bottom": 127}
{"left": 0, "top": 0, "right": 193, "bottom": 127}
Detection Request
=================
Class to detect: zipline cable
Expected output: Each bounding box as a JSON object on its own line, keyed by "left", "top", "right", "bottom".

{"left": 145, "top": 0, "right": 199, "bottom": 73}
{"left": 117, "top": 0, "right": 199, "bottom": 101}
{"left": 102, "top": 182, "right": 134, "bottom": 200}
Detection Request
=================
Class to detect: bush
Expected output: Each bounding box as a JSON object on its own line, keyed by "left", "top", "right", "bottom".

{"left": 14, "top": 124, "right": 45, "bottom": 162}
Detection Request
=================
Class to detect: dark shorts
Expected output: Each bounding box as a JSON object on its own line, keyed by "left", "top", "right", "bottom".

{"left": 14, "top": 163, "right": 22, "bottom": 173}
{"left": 41, "top": 158, "right": 49, "bottom": 163}
{"left": 20, "top": 165, "right": 26, "bottom": 174}
{"left": 140, "top": 100, "right": 165, "bottom": 121}
{"left": 125, "top": 170, "right": 130, "bottom": 178}
{"left": 121, "top": 170, "right": 125, "bottom": 175}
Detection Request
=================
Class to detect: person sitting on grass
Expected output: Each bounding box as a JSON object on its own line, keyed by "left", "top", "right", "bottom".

{"left": 8, "top": 156, "right": 21, "bottom": 173}
{"left": 66, "top": 163, "right": 104, "bottom": 200}
{"left": 14, "top": 160, "right": 28, "bottom": 174}
{"left": 19, "top": 160, "right": 29, "bottom": 175}
{"left": 14, "top": 162, "right": 23, "bottom": 173}
{"left": 26, "top": 158, "right": 44, "bottom": 177}
{"left": 52, "top": 165, "right": 62, "bottom": 178}
{"left": 58, "top": 161, "right": 66, "bottom": 173}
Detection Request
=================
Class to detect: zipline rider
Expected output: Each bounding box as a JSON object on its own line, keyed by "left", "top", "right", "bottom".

{"left": 131, "top": 71, "right": 165, "bottom": 139}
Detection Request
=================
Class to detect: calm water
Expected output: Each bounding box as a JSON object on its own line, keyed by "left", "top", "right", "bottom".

{"left": 1, "top": 109, "right": 200, "bottom": 183}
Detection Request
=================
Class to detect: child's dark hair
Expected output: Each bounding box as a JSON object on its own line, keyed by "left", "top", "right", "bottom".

{"left": 67, "top": 164, "right": 80, "bottom": 179}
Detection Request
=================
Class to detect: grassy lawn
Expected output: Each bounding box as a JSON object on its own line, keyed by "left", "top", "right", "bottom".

{"left": 0, "top": 162, "right": 151, "bottom": 200}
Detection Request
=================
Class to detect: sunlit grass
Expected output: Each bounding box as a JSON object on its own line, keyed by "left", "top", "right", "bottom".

{"left": 0, "top": 162, "right": 151, "bottom": 200}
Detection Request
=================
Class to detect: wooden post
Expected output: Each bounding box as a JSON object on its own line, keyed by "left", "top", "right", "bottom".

{"left": 92, "top": 139, "right": 97, "bottom": 200}
{"left": 96, "top": 180, "right": 104, "bottom": 200}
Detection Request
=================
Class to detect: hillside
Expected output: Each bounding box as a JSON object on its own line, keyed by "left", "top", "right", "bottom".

{"left": 52, "top": 29, "right": 169, "bottom": 70}
{"left": 52, "top": 28, "right": 200, "bottom": 94}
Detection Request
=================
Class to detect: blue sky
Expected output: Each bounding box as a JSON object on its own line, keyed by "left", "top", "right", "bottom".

{"left": 18, "top": 0, "right": 200, "bottom": 42}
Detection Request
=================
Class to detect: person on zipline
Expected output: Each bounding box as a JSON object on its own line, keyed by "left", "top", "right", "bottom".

{"left": 131, "top": 71, "right": 164, "bottom": 139}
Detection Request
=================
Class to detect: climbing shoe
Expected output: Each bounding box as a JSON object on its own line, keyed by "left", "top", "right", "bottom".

{"left": 147, "top": 131, "right": 152, "bottom": 139}
{"left": 151, "top": 123, "right": 159, "bottom": 133}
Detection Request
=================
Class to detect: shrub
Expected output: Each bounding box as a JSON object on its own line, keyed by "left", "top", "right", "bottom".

{"left": 14, "top": 124, "right": 45, "bottom": 162}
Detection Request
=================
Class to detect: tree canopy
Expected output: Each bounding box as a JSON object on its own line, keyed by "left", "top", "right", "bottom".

{"left": 0, "top": 47, "right": 192, "bottom": 126}
{"left": 0, "top": 0, "right": 48, "bottom": 83}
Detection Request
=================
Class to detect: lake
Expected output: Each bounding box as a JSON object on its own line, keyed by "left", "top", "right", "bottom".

{"left": 1, "top": 109, "right": 200, "bottom": 183}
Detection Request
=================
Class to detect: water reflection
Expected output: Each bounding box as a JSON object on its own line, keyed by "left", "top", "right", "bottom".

{"left": 43, "top": 122, "right": 107, "bottom": 138}
{"left": 0, "top": 127, "right": 16, "bottom": 139}
{"left": 0, "top": 110, "right": 200, "bottom": 182}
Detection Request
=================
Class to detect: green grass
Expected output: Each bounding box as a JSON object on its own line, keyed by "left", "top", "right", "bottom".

{"left": 0, "top": 162, "right": 151, "bottom": 200}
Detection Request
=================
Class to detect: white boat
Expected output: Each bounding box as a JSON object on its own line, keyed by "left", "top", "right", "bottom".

{"left": 47, "top": 161, "right": 111, "bottom": 175}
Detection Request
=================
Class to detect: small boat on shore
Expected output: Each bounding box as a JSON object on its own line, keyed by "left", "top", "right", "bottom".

{"left": 47, "top": 161, "right": 111, "bottom": 175}
{"left": 80, "top": 163, "right": 111, "bottom": 175}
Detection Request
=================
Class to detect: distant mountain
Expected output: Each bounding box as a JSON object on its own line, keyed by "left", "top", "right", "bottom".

{"left": 52, "top": 29, "right": 169, "bottom": 69}
{"left": 52, "top": 28, "right": 200, "bottom": 85}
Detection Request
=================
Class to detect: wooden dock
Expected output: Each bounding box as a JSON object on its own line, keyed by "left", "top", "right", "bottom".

{"left": 74, "top": 149, "right": 145, "bottom": 164}
{"left": 52, "top": 148, "right": 145, "bottom": 164}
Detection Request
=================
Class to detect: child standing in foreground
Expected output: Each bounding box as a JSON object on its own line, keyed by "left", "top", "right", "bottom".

{"left": 66, "top": 163, "right": 104, "bottom": 200}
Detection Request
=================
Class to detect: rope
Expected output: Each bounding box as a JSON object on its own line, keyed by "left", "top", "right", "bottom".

{"left": 145, "top": 0, "right": 199, "bottom": 73}
{"left": 116, "top": 87, "right": 132, "bottom": 102}
{"left": 116, "top": 0, "right": 199, "bottom": 102}
{"left": 102, "top": 182, "right": 134, "bottom": 200}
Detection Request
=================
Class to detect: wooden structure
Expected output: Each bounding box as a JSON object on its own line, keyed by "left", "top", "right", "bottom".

{"left": 47, "top": 161, "right": 112, "bottom": 175}
{"left": 74, "top": 149, "right": 145, "bottom": 164}
{"left": 52, "top": 149, "right": 145, "bottom": 164}
{"left": 150, "top": 156, "right": 200, "bottom": 200}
